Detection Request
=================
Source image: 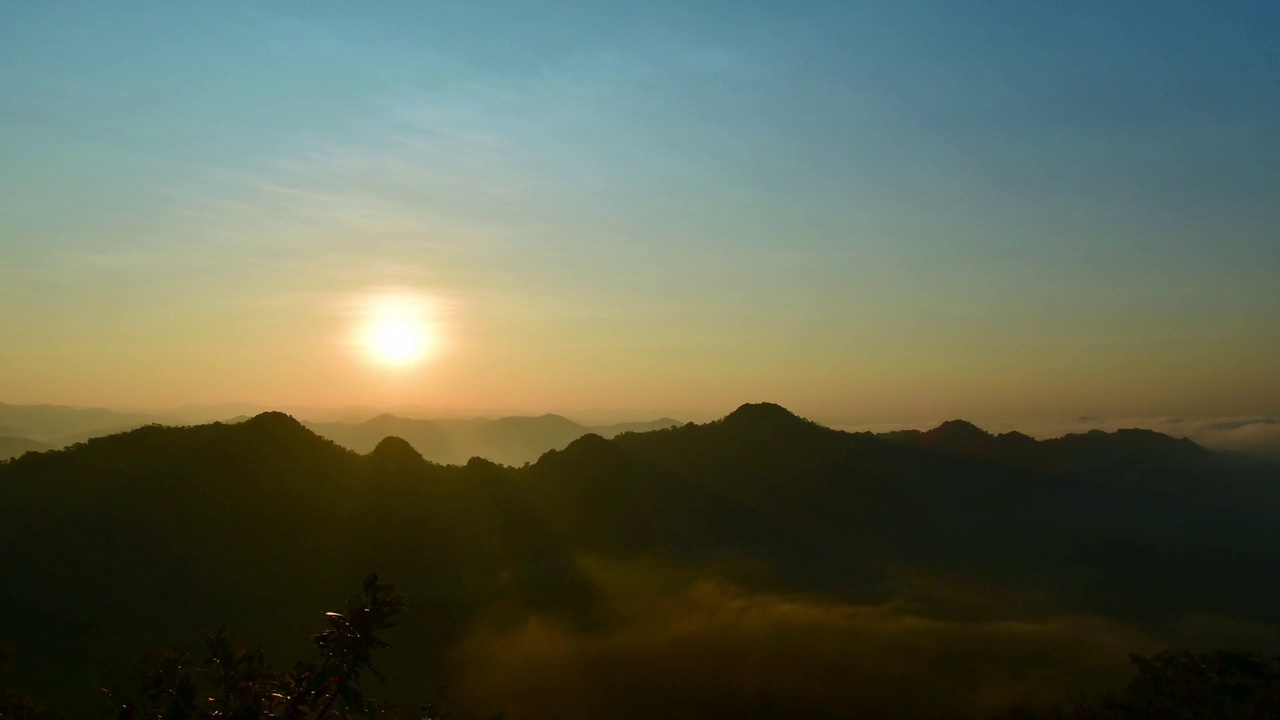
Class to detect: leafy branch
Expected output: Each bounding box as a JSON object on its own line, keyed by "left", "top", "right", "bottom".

{"left": 102, "top": 574, "right": 408, "bottom": 720}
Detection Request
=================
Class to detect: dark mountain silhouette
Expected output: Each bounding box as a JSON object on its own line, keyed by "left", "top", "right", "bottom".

{"left": 0, "top": 402, "right": 682, "bottom": 467}
{"left": 720, "top": 400, "right": 816, "bottom": 430}
{"left": 1, "top": 403, "right": 1277, "bottom": 717}
{"left": 369, "top": 434, "right": 428, "bottom": 467}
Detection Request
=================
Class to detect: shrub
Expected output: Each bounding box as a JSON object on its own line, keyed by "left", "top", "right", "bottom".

{"left": 102, "top": 573, "right": 409, "bottom": 720}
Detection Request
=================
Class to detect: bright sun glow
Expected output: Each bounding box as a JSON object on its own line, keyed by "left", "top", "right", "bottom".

{"left": 358, "top": 295, "right": 437, "bottom": 367}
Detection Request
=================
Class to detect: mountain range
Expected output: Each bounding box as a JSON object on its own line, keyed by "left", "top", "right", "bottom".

{"left": 302, "top": 413, "right": 682, "bottom": 466}
{"left": 0, "top": 402, "right": 680, "bottom": 465}
{"left": 2, "top": 403, "right": 1277, "bottom": 718}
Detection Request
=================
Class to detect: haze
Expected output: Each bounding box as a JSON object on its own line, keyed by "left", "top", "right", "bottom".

{"left": 3, "top": 2, "right": 1277, "bottom": 427}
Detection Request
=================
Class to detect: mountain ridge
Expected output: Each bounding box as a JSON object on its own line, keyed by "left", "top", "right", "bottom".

{"left": 1, "top": 401, "right": 1277, "bottom": 716}
{"left": 0, "top": 402, "right": 1214, "bottom": 468}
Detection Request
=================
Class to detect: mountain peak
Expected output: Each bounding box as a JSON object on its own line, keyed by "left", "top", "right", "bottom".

{"left": 924, "top": 419, "right": 991, "bottom": 440}
{"left": 370, "top": 435, "right": 423, "bottom": 459}
{"left": 722, "top": 402, "right": 807, "bottom": 427}
{"left": 244, "top": 411, "right": 306, "bottom": 431}
{"left": 233, "top": 412, "right": 336, "bottom": 453}
{"left": 996, "top": 430, "right": 1037, "bottom": 445}
{"left": 1060, "top": 427, "right": 1210, "bottom": 457}
{"left": 560, "top": 432, "right": 621, "bottom": 460}
{"left": 368, "top": 435, "right": 426, "bottom": 469}
{"left": 486, "top": 413, "right": 584, "bottom": 431}
{"left": 534, "top": 432, "right": 629, "bottom": 472}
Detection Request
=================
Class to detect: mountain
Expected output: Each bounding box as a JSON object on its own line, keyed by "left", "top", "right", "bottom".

{"left": 0, "top": 402, "right": 682, "bottom": 466}
{"left": 305, "top": 414, "right": 455, "bottom": 459}
{"left": 592, "top": 417, "right": 683, "bottom": 436}
{"left": 463, "top": 413, "right": 589, "bottom": 465}
{"left": 0, "top": 436, "right": 51, "bottom": 460}
{"left": 306, "top": 412, "right": 682, "bottom": 466}
{"left": 2, "top": 404, "right": 1277, "bottom": 717}
{"left": 0, "top": 402, "right": 169, "bottom": 443}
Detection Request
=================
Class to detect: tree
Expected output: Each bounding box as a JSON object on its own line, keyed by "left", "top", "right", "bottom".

{"left": 1083, "top": 650, "right": 1280, "bottom": 719}
{"left": 102, "top": 573, "right": 409, "bottom": 720}
{"left": 990, "top": 650, "right": 1280, "bottom": 720}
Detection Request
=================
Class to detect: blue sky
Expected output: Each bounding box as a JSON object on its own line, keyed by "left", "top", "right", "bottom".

{"left": 1, "top": 2, "right": 1277, "bottom": 422}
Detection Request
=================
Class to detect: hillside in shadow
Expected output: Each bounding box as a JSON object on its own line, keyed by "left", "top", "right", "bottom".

{"left": 2, "top": 403, "right": 1278, "bottom": 718}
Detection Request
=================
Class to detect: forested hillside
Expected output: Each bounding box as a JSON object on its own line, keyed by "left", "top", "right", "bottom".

{"left": 2, "top": 404, "right": 1278, "bottom": 718}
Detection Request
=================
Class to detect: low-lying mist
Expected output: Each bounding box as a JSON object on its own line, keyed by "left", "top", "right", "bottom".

{"left": 443, "top": 558, "right": 1155, "bottom": 719}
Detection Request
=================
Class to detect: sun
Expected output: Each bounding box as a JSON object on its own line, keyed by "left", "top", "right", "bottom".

{"left": 366, "top": 316, "right": 427, "bottom": 365}
{"left": 357, "top": 295, "right": 437, "bottom": 367}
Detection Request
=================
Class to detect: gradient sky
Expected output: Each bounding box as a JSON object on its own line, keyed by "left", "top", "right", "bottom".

{"left": 2, "top": 2, "right": 1277, "bottom": 424}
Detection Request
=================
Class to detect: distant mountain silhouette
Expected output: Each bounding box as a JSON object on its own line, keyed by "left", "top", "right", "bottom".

{"left": 877, "top": 419, "right": 1214, "bottom": 475}
{"left": 1046, "top": 426, "right": 1211, "bottom": 460}
{"left": 0, "top": 436, "right": 51, "bottom": 460}
{"left": 468, "top": 413, "right": 588, "bottom": 465}
{"left": 305, "top": 414, "right": 454, "bottom": 459}
{"left": 593, "top": 417, "right": 683, "bottom": 436}
{"left": 0, "top": 402, "right": 170, "bottom": 447}
{"left": 0, "top": 402, "right": 168, "bottom": 437}
{"left": 720, "top": 401, "right": 814, "bottom": 428}
{"left": 2, "top": 404, "right": 1278, "bottom": 715}
{"left": 0, "top": 402, "right": 682, "bottom": 466}
{"left": 305, "top": 412, "right": 681, "bottom": 466}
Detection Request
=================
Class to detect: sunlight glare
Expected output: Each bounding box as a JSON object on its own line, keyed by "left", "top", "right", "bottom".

{"left": 358, "top": 294, "right": 437, "bottom": 368}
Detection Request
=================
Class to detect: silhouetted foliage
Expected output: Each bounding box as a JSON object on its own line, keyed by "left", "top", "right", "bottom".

{"left": 989, "top": 650, "right": 1280, "bottom": 719}
{"left": 1088, "top": 650, "right": 1280, "bottom": 719}
{"left": 101, "top": 574, "right": 408, "bottom": 720}
{"left": 0, "top": 646, "right": 49, "bottom": 719}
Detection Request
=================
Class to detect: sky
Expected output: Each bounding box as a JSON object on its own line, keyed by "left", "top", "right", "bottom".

{"left": 1, "top": 1, "right": 1277, "bottom": 426}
